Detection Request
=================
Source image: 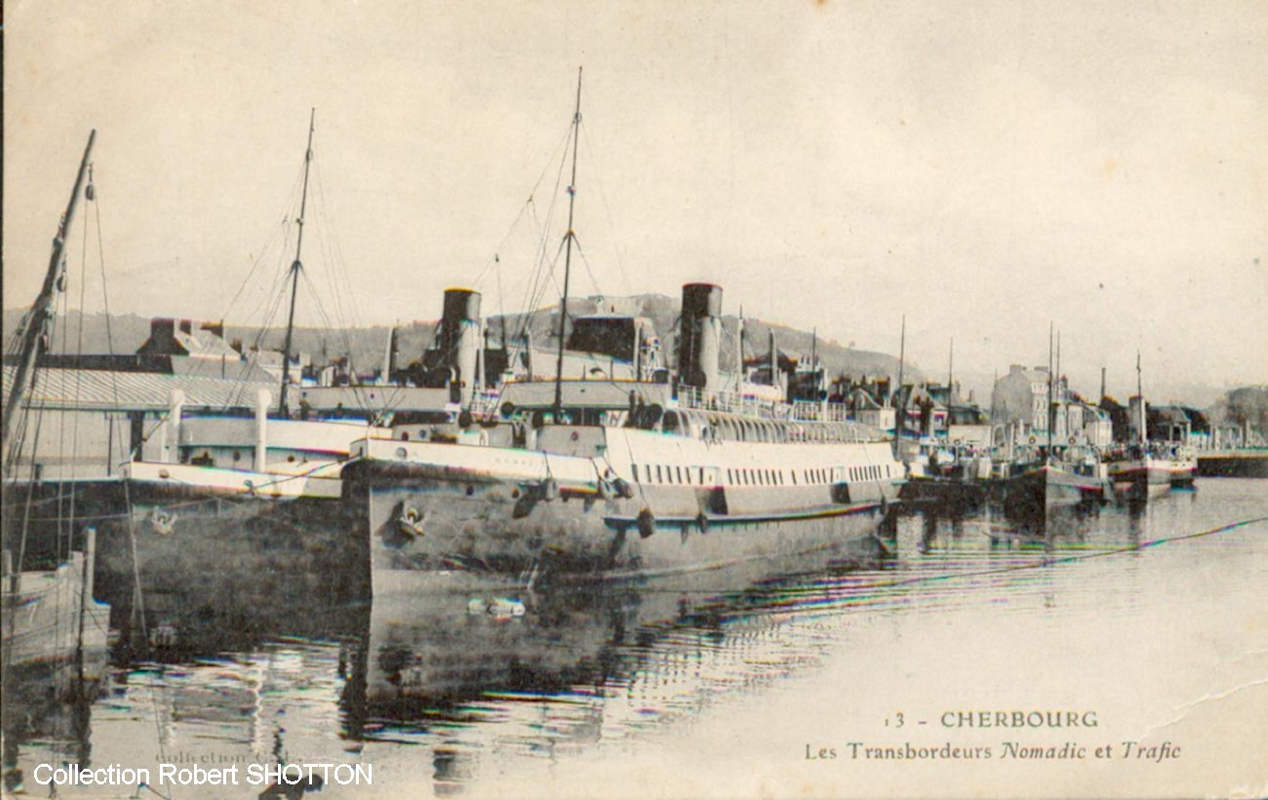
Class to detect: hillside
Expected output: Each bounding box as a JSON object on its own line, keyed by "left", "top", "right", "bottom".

{"left": 5, "top": 297, "right": 915, "bottom": 385}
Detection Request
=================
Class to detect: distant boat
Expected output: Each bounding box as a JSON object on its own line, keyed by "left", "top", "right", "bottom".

{"left": 990, "top": 324, "right": 1108, "bottom": 519}
{"left": 1165, "top": 446, "right": 1197, "bottom": 487}
{"left": 1106, "top": 446, "right": 1172, "bottom": 500}
{"left": 994, "top": 461, "right": 1107, "bottom": 519}
{"left": 1104, "top": 354, "right": 1171, "bottom": 502}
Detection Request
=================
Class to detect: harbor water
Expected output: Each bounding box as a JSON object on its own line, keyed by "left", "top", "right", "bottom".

{"left": 4, "top": 479, "right": 1265, "bottom": 798}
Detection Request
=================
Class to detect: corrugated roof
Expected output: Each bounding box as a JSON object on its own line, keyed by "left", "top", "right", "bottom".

{"left": 3, "top": 365, "right": 274, "bottom": 412}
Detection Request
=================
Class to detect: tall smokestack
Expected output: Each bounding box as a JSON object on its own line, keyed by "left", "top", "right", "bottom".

{"left": 678, "top": 283, "right": 723, "bottom": 393}
{"left": 439, "top": 288, "right": 482, "bottom": 407}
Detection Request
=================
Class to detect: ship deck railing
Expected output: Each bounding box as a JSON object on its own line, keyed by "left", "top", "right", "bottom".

{"left": 676, "top": 386, "right": 852, "bottom": 422}
{"left": 675, "top": 386, "right": 882, "bottom": 443}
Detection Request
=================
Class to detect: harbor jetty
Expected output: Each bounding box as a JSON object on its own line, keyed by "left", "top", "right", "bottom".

{"left": 1197, "top": 449, "right": 1268, "bottom": 478}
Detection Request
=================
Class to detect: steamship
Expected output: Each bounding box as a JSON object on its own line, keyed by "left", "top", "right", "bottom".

{"left": 342, "top": 282, "right": 904, "bottom": 596}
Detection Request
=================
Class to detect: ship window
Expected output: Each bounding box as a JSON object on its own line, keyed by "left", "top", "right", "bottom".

{"left": 632, "top": 463, "right": 639, "bottom": 482}
{"left": 656, "top": 465, "right": 663, "bottom": 483}
{"left": 677, "top": 466, "right": 684, "bottom": 484}
{"left": 726, "top": 468, "right": 733, "bottom": 484}
{"left": 791, "top": 471, "right": 797, "bottom": 485}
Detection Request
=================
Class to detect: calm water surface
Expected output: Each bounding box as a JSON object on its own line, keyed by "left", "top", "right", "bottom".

{"left": 5, "top": 479, "right": 1266, "bottom": 798}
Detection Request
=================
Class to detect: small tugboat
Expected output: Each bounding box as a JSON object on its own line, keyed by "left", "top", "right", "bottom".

{"left": 1105, "top": 355, "right": 1171, "bottom": 502}
{"left": 989, "top": 325, "right": 1108, "bottom": 521}
{"left": 994, "top": 457, "right": 1107, "bottom": 520}
{"left": 1164, "top": 445, "right": 1198, "bottom": 487}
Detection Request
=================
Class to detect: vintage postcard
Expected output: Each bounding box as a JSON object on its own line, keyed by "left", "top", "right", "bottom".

{"left": 3, "top": 1, "right": 1266, "bottom": 798}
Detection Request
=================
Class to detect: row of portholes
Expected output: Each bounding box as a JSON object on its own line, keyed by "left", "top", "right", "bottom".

{"left": 848, "top": 464, "right": 887, "bottom": 482}
{"left": 184, "top": 449, "right": 306, "bottom": 467}
{"left": 630, "top": 462, "right": 888, "bottom": 487}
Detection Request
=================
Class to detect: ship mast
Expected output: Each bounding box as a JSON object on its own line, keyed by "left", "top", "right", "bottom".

{"left": 3, "top": 131, "right": 96, "bottom": 472}
{"left": 893, "top": 315, "right": 905, "bottom": 458}
{"left": 1046, "top": 321, "right": 1054, "bottom": 461}
{"left": 1055, "top": 330, "right": 1062, "bottom": 443}
{"left": 552, "top": 68, "right": 583, "bottom": 419}
{"left": 1136, "top": 350, "right": 1146, "bottom": 445}
{"left": 278, "top": 108, "right": 316, "bottom": 417}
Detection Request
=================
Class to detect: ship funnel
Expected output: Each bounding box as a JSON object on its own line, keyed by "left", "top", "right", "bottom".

{"left": 678, "top": 283, "right": 723, "bottom": 393}
{"left": 440, "top": 288, "right": 482, "bottom": 407}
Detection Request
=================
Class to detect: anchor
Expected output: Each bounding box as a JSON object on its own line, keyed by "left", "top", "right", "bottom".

{"left": 149, "top": 507, "right": 178, "bottom": 536}
{"left": 397, "top": 505, "right": 426, "bottom": 539}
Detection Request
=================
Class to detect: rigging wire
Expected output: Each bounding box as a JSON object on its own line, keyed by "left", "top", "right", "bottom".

{"left": 513, "top": 119, "right": 574, "bottom": 345}
{"left": 467, "top": 121, "right": 575, "bottom": 294}
{"left": 580, "top": 119, "right": 633, "bottom": 298}
{"left": 88, "top": 180, "right": 153, "bottom": 649}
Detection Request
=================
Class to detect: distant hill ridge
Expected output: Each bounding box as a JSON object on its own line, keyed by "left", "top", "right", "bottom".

{"left": 7, "top": 301, "right": 1252, "bottom": 412}
{"left": 4, "top": 296, "right": 917, "bottom": 387}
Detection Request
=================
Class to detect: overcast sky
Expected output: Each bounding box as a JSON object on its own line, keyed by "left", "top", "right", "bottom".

{"left": 5, "top": 0, "right": 1265, "bottom": 400}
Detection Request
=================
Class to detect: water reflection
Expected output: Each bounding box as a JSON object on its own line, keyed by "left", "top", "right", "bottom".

{"left": 5, "top": 479, "right": 1266, "bottom": 796}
